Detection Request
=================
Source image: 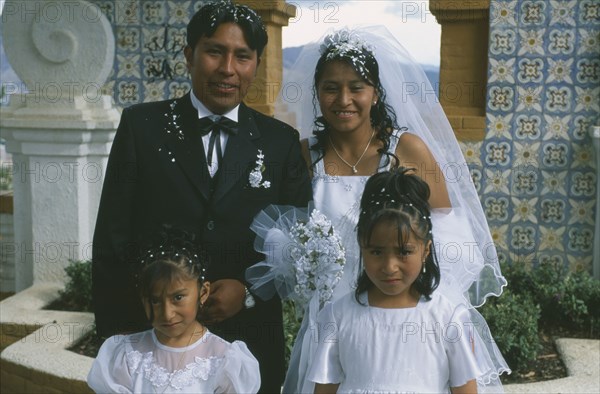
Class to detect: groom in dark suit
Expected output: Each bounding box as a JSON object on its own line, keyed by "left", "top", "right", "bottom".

{"left": 92, "top": 2, "right": 311, "bottom": 392}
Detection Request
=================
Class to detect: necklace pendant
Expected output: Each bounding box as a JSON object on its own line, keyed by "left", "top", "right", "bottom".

{"left": 328, "top": 130, "right": 375, "bottom": 176}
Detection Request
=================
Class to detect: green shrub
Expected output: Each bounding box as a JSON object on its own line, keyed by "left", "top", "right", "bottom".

{"left": 480, "top": 289, "right": 541, "bottom": 371}
{"left": 561, "top": 270, "right": 600, "bottom": 335}
{"left": 58, "top": 260, "right": 93, "bottom": 312}
{"left": 499, "top": 261, "right": 599, "bottom": 336}
{"left": 528, "top": 261, "right": 568, "bottom": 323}
{"left": 0, "top": 158, "right": 12, "bottom": 191}
{"left": 501, "top": 260, "right": 536, "bottom": 296}
{"left": 283, "top": 299, "right": 303, "bottom": 367}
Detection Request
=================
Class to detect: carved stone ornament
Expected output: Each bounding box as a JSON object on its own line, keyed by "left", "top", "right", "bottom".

{"left": 1, "top": 0, "right": 115, "bottom": 97}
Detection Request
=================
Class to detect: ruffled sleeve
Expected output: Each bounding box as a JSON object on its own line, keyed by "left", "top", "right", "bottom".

{"left": 214, "top": 341, "right": 261, "bottom": 394}
{"left": 306, "top": 302, "right": 343, "bottom": 384}
{"left": 87, "top": 335, "right": 133, "bottom": 393}
{"left": 444, "top": 303, "right": 486, "bottom": 388}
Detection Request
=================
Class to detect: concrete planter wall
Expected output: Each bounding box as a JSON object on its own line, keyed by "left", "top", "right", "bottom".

{"left": 0, "top": 284, "right": 94, "bottom": 394}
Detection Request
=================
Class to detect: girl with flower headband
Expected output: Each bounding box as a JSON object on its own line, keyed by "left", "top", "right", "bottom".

{"left": 87, "top": 230, "right": 260, "bottom": 393}
{"left": 277, "top": 26, "right": 508, "bottom": 393}
{"left": 308, "top": 168, "right": 509, "bottom": 393}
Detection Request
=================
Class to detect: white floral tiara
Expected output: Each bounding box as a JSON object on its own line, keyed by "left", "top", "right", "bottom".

{"left": 319, "top": 28, "right": 376, "bottom": 59}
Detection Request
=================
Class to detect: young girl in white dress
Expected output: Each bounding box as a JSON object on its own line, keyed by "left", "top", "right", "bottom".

{"left": 308, "top": 168, "right": 507, "bottom": 393}
{"left": 87, "top": 232, "right": 260, "bottom": 393}
{"left": 276, "top": 26, "right": 509, "bottom": 393}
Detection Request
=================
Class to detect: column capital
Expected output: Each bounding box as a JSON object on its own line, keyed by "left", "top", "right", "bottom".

{"left": 238, "top": 1, "right": 296, "bottom": 26}
{"left": 430, "top": 0, "right": 490, "bottom": 22}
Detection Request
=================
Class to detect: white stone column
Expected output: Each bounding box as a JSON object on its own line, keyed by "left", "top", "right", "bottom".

{"left": 0, "top": 0, "right": 118, "bottom": 290}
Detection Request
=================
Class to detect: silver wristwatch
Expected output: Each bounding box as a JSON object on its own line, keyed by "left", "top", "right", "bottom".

{"left": 244, "top": 286, "right": 256, "bottom": 309}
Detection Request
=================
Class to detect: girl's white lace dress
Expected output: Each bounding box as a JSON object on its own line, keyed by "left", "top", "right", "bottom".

{"left": 87, "top": 329, "right": 260, "bottom": 393}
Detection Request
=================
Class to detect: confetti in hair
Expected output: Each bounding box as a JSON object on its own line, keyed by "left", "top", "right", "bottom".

{"left": 204, "top": 0, "right": 265, "bottom": 32}
{"left": 319, "top": 28, "right": 376, "bottom": 80}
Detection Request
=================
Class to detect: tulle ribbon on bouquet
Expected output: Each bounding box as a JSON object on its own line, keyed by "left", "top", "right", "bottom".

{"left": 245, "top": 204, "right": 346, "bottom": 313}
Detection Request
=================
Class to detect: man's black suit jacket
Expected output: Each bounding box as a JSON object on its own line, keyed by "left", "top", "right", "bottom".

{"left": 92, "top": 93, "right": 312, "bottom": 391}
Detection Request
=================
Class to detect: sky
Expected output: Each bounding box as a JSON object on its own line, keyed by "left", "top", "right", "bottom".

{"left": 282, "top": 0, "right": 441, "bottom": 66}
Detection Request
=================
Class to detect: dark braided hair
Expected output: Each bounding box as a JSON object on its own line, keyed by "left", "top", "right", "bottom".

{"left": 309, "top": 32, "right": 403, "bottom": 171}
{"left": 135, "top": 227, "right": 209, "bottom": 323}
{"left": 355, "top": 167, "right": 440, "bottom": 303}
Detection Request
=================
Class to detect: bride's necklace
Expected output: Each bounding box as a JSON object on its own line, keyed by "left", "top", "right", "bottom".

{"left": 329, "top": 130, "right": 376, "bottom": 174}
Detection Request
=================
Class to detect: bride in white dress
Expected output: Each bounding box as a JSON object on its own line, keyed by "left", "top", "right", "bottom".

{"left": 278, "top": 26, "right": 509, "bottom": 393}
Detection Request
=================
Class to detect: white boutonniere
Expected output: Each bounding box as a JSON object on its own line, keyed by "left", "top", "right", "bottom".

{"left": 249, "top": 150, "right": 271, "bottom": 188}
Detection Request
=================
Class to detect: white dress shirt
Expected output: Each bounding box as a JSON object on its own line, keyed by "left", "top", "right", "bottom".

{"left": 189, "top": 91, "right": 240, "bottom": 177}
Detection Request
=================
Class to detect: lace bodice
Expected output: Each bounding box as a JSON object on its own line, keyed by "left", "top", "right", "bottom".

{"left": 87, "top": 329, "right": 260, "bottom": 393}
{"left": 125, "top": 348, "right": 224, "bottom": 390}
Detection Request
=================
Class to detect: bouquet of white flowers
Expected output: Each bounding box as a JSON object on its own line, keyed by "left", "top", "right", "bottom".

{"left": 289, "top": 209, "right": 345, "bottom": 306}
{"left": 246, "top": 204, "right": 345, "bottom": 311}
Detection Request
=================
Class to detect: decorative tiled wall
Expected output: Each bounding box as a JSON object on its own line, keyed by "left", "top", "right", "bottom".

{"left": 92, "top": 0, "right": 208, "bottom": 106}
{"left": 472, "top": 0, "right": 599, "bottom": 271}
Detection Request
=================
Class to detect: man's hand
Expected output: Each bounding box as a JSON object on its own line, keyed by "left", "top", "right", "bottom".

{"left": 200, "top": 279, "right": 246, "bottom": 324}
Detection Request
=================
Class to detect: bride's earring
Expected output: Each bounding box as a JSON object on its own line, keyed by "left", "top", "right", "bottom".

{"left": 422, "top": 262, "right": 426, "bottom": 274}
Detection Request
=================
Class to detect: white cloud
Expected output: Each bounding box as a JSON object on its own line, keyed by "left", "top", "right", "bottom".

{"left": 283, "top": 0, "right": 441, "bottom": 66}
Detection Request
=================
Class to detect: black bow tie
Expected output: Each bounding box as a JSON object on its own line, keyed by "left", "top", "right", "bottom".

{"left": 198, "top": 115, "right": 238, "bottom": 136}
{"left": 198, "top": 115, "right": 238, "bottom": 172}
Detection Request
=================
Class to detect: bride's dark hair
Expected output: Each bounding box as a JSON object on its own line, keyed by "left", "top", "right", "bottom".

{"left": 309, "top": 36, "right": 402, "bottom": 171}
